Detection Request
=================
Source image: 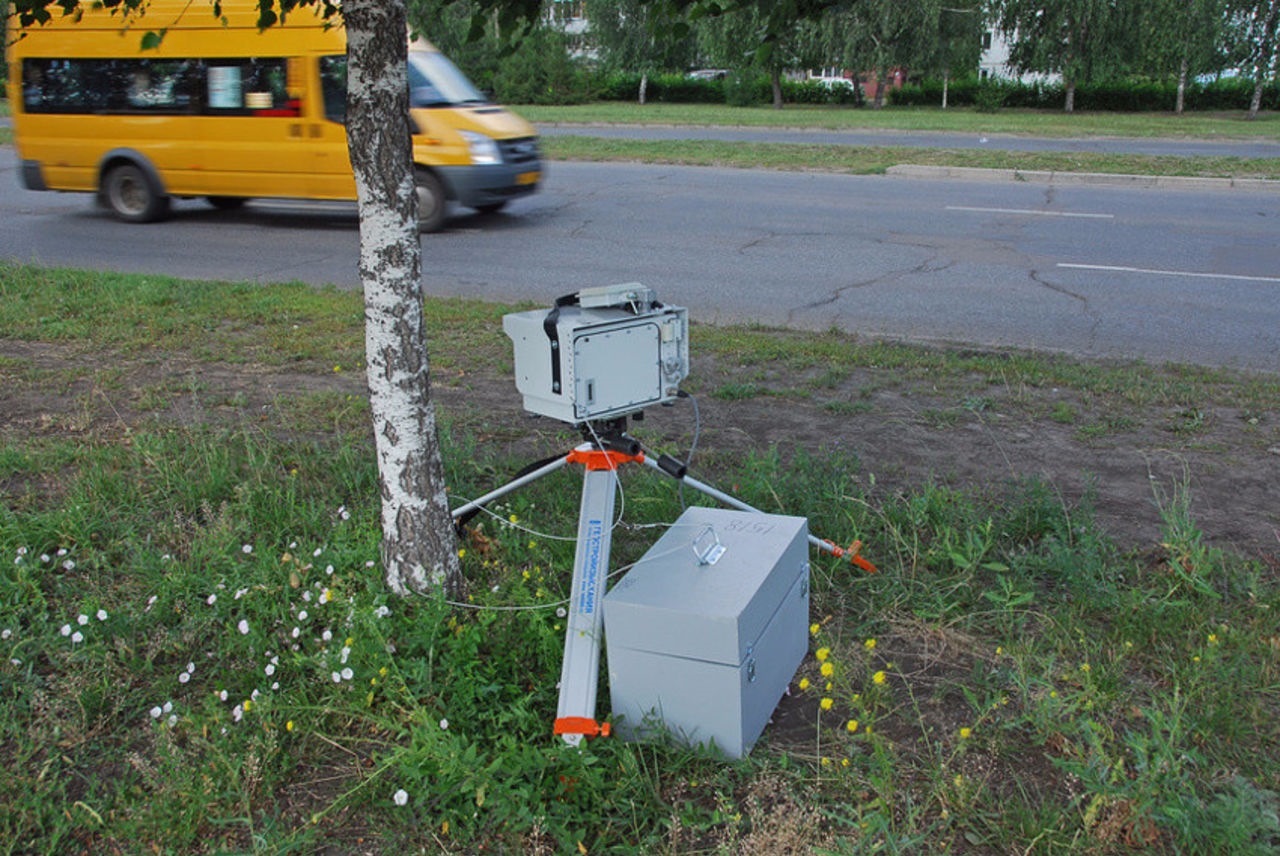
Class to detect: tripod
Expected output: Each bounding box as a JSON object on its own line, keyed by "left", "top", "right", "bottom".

{"left": 449, "top": 416, "right": 875, "bottom": 746}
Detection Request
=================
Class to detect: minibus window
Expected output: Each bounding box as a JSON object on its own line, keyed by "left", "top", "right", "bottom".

{"left": 320, "top": 55, "right": 347, "bottom": 123}
{"left": 407, "top": 51, "right": 486, "bottom": 107}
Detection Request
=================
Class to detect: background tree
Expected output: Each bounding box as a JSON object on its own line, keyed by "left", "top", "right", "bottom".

{"left": 1230, "top": 0, "right": 1280, "bottom": 118}
{"left": 822, "top": 0, "right": 945, "bottom": 108}
{"left": 695, "top": 2, "right": 825, "bottom": 108}
{"left": 586, "top": 0, "right": 695, "bottom": 102}
{"left": 920, "top": 1, "right": 983, "bottom": 108}
{"left": 990, "top": 0, "right": 1136, "bottom": 111}
{"left": 1138, "top": 0, "right": 1228, "bottom": 114}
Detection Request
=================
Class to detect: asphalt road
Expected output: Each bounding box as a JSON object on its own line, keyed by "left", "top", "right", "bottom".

{"left": 1, "top": 150, "right": 1277, "bottom": 372}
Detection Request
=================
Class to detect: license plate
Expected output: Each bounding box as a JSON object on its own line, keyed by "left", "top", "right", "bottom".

{"left": 516, "top": 171, "right": 540, "bottom": 186}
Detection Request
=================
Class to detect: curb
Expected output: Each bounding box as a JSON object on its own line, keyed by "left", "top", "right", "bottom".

{"left": 885, "top": 164, "right": 1279, "bottom": 192}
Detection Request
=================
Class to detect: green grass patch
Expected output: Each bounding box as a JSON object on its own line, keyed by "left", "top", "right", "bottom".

{"left": 520, "top": 102, "right": 1280, "bottom": 141}
{"left": 543, "top": 135, "right": 1280, "bottom": 180}
{"left": 3, "top": 263, "right": 1280, "bottom": 852}
{"left": 3, "top": 423, "right": 1279, "bottom": 852}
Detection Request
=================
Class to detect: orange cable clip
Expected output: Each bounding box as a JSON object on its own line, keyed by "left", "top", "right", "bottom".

{"left": 825, "top": 538, "right": 878, "bottom": 574}
{"left": 553, "top": 717, "right": 612, "bottom": 739}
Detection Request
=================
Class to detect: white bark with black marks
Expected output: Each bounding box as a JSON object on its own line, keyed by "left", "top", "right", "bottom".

{"left": 344, "top": 0, "right": 461, "bottom": 597}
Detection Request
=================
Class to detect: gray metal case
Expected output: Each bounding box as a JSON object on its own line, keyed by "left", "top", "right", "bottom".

{"left": 604, "top": 506, "right": 810, "bottom": 758}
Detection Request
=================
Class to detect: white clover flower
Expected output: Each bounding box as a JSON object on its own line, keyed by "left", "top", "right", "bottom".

{"left": 298, "top": 610, "right": 308, "bottom": 621}
{"left": 242, "top": 544, "right": 253, "bottom": 554}
{"left": 207, "top": 594, "right": 217, "bottom": 605}
{"left": 145, "top": 595, "right": 158, "bottom": 612}
{"left": 179, "top": 672, "right": 191, "bottom": 684}
{"left": 62, "top": 560, "right": 75, "bottom": 571}
{"left": 340, "top": 647, "right": 350, "bottom": 664}
{"left": 232, "top": 707, "right": 243, "bottom": 723}
{"left": 302, "top": 591, "right": 312, "bottom": 602}
{"left": 60, "top": 624, "right": 72, "bottom": 637}
{"left": 220, "top": 690, "right": 229, "bottom": 701}
{"left": 1, "top": 629, "right": 11, "bottom": 640}
{"left": 163, "top": 701, "right": 173, "bottom": 713}
{"left": 290, "top": 627, "right": 300, "bottom": 639}
{"left": 556, "top": 607, "right": 567, "bottom": 618}
{"left": 393, "top": 789, "right": 408, "bottom": 807}
{"left": 150, "top": 706, "right": 163, "bottom": 719}
{"left": 251, "top": 689, "right": 260, "bottom": 701}
{"left": 271, "top": 681, "right": 279, "bottom": 691}
{"left": 265, "top": 664, "right": 276, "bottom": 677}
{"left": 167, "top": 714, "right": 178, "bottom": 727}
{"left": 318, "top": 590, "right": 330, "bottom": 605}
{"left": 440, "top": 718, "right": 449, "bottom": 730}
{"left": 71, "top": 631, "right": 84, "bottom": 644}
{"left": 40, "top": 554, "right": 51, "bottom": 563}
{"left": 77, "top": 614, "right": 89, "bottom": 626}
{"left": 374, "top": 606, "right": 391, "bottom": 618}
{"left": 235, "top": 588, "right": 248, "bottom": 600}
{"left": 57, "top": 548, "right": 68, "bottom": 557}
{"left": 365, "top": 561, "right": 375, "bottom": 568}
{"left": 289, "top": 541, "right": 298, "bottom": 549}
{"left": 325, "top": 564, "right": 335, "bottom": 576}
{"left": 341, "top": 667, "right": 353, "bottom": 681}
{"left": 313, "top": 548, "right": 323, "bottom": 558}
{"left": 331, "top": 672, "right": 341, "bottom": 683}
{"left": 96, "top": 609, "right": 108, "bottom": 621}
{"left": 238, "top": 619, "right": 250, "bottom": 635}
{"left": 187, "top": 662, "right": 196, "bottom": 673}
{"left": 16, "top": 547, "right": 27, "bottom": 556}
{"left": 322, "top": 630, "right": 333, "bottom": 642}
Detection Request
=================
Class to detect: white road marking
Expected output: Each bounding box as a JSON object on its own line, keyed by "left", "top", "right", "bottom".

{"left": 947, "top": 205, "right": 1115, "bottom": 220}
{"left": 1058, "top": 263, "right": 1280, "bottom": 284}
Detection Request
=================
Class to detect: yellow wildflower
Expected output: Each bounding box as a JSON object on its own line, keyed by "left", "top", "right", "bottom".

{"left": 820, "top": 697, "right": 834, "bottom": 711}
{"left": 846, "top": 719, "right": 859, "bottom": 733}
{"left": 959, "top": 727, "right": 973, "bottom": 739}
{"left": 864, "top": 638, "right": 877, "bottom": 651}
{"left": 810, "top": 623, "right": 821, "bottom": 636}
{"left": 798, "top": 678, "right": 810, "bottom": 690}
{"left": 872, "top": 671, "right": 887, "bottom": 685}
{"left": 816, "top": 647, "right": 830, "bottom": 662}
{"left": 820, "top": 661, "right": 834, "bottom": 678}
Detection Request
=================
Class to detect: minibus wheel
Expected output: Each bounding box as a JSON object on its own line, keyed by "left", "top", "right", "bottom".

{"left": 103, "top": 163, "right": 170, "bottom": 223}
{"left": 103, "top": 162, "right": 170, "bottom": 223}
{"left": 415, "top": 169, "right": 447, "bottom": 233}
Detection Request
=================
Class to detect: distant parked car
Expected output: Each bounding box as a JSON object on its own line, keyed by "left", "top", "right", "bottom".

{"left": 687, "top": 69, "right": 730, "bottom": 80}
{"left": 809, "top": 76, "right": 857, "bottom": 92}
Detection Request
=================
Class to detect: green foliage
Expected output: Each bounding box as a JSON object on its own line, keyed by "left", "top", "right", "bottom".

{"left": 491, "top": 27, "right": 592, "bottom": 105}
{"left": 893, "top": 76, "right": 1280, "bottom": 112}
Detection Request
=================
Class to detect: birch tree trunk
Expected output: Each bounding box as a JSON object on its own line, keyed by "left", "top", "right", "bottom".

{"left": 343, "top": 0, "right": 462, "bottom": 597}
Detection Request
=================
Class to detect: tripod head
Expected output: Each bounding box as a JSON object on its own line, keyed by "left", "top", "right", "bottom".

{"left": 579, "top": 416, "right": 641, "bottom": 457}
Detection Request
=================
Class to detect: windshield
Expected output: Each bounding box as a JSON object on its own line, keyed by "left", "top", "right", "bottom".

{"left": 408, "top": 51, "right": 487, "bottom": 108}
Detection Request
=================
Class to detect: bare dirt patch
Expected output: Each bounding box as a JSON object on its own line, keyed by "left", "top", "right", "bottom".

{"left": 3, "top": 338, "right": 1278, "bottom": 561}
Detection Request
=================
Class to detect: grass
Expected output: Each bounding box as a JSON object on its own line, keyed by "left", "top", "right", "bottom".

{"left": 3, "top": 263, "right": 1280, "bottom": 853}
{"left": 542, "top": 135, "right": 1280, "bottom": 179}
{"left": 526, "top": 102, "right": 1280, "bottom": 180}
{"left": 518, "top": 102, "right": 1280, "bottom": 140}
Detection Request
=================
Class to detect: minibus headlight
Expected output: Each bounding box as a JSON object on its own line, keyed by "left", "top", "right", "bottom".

{"left": 460, "top": 131, "right": 501, "bottom": 165}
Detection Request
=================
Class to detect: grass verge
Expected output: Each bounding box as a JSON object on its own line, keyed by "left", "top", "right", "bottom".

{"left": 542, "top": 135, "right": 1280, "bottom": 180}
{"left": 518, "top": 102, "right": 1280, "bottom": 140}
{"left": 3, "top": 263, "right": 1280, "bottom": 854}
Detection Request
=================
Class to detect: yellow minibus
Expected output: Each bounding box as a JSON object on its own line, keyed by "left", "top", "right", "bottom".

{"left": 4, "top": 0, "right": 541, "bottom": 230}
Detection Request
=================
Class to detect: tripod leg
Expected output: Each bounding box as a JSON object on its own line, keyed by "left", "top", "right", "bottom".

{"left": 554, "top": 465, "right": 618, "bottom": 745}
{"left": 450, "top": 454, "right": 570, "bottom": 522}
